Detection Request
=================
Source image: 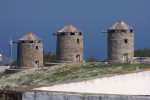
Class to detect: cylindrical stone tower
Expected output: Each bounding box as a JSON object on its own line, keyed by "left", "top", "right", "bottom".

{"left": 107, "top": 20, "right": 134, "bottom": 63}
{"left": 17, "top": 32, "right": 43, "bottom": 68}
{"left": 54, "top": 23, "right": 83, "bottom": 63}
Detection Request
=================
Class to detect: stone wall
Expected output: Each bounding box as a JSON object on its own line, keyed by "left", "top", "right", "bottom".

{"left": 0, "top": 91, "right": 150, "bottom": 100}
{"left": 22, "top": 92, "right": 150, "bottom": 100}
{"left": 17, "top": 43, "right": 43, "bottom": 68}
{"left": 108, "top": 30, "right": 134, "bottom": 63}
{"left": 56, "top": 35, "right": 83, "bottom": 63}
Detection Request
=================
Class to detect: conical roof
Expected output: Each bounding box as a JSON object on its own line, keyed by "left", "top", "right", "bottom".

{"left": 109, "top": 20, "right": 133, "bottom": 30}
{"left": 58, "top": 23, "right": 81, "bottom": 33}
{"left": 19, "top": 32, "right": 41, "bottom": 41}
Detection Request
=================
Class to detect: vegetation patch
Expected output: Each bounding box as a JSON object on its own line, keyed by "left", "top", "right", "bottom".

{"left": 0, "top": 62, "right": 149, "bottom": 89}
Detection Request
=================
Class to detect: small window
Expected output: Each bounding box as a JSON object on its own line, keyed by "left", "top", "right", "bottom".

{"left": 121, "top": 30, "right": 126, "bottom": 32}
{"left": 36, "top": 46, "right": 38, "bottom": 50}
{"left": 27, "top": 40, "right": 33, "bottom": 43}
{"left": 61, "top": 33, "right": 65, "bottom": 36}
{"left": 124, "top": 39, "right": 128, "bottom": 43}
{"left": 70, "top": 32, "right": 75, "bottom": 35}
{"left": 77, "top": 39, "right": 80, "bottom": 43}
{"left": 130, "top": 29, "right": 133, "bottom": 33}
{"left": 21, "top": 41, "right": 25, "bottom": 43}
{"left": 108, "top": 30, "right": 115, "bottom": 33}
{"left": 79, "top": 32, "right": 82, "bottom": 35}
{"left": 111, "top": 30, "right": 115, "bottom": 33}
{"left": 115, "top": 30, "right": 119, "bottom": 33}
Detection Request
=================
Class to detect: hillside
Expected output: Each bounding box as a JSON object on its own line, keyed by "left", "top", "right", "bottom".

{"left": 0, "top": 62, "right": 150, "bottom": 89}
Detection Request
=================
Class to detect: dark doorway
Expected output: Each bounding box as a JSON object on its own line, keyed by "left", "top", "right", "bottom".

{"left": 77, "top": 39, "right": 80, "bottom": 43}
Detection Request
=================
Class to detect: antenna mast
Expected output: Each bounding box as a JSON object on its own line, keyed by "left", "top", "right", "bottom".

{"left": 9, "top": 36, "right": 13, "bottom": 67}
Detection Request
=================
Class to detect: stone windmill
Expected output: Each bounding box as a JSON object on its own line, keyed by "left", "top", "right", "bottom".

{"left": 17, "top": 32, "right": 43, "bottom": 68}
{"left": 54, "top": 23, "right": 83, "bottom": 63}
{"left": 107, "top": 20, "right": 134, "bottom": 63}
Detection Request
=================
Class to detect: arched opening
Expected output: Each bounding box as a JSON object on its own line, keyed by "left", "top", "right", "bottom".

{"left": 35, "top": 61, "right": 39, "bottom": 68}
{"left": 123, "top": 53, "right": 128, "bottom": 63}
{"left": 76, "top": 54, "right": 80, "bottom": 62}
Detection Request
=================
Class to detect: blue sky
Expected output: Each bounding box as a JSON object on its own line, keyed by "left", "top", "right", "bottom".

{"left": 0, "top": 0, "right": 150, "bottom": 60}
